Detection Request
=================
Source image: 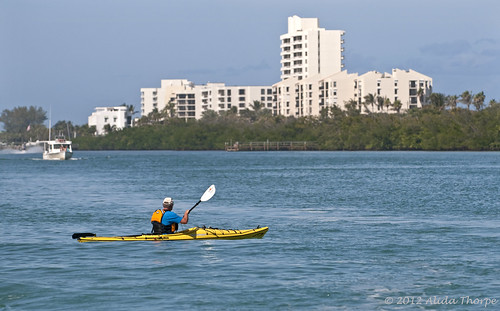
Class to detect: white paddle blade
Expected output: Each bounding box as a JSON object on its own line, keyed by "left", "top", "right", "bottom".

{"left": 200, "top": 184, "right": 216, "bottom": 202}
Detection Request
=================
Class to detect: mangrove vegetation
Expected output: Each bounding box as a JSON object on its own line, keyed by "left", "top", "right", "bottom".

{"left": 2, "top": 93, "right": 500, "bottom": 151}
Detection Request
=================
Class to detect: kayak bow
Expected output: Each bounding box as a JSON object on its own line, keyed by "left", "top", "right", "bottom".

{"left": 73, "top": 226, "right": 269, "bottom": 242}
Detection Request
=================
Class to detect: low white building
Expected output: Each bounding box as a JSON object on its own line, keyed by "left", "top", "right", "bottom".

{"left": 273, "top": 68, "right": 433, "bottom": 117}
{"left": 140, "top": 80, "right": 273, "bottom": 119}
{"left": 88, "top": 106, "right": 134, "bottom": 135}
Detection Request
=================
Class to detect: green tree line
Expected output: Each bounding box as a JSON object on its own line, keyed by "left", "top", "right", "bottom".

{"left": 2, "top": 94, "right": 500, "bottom": 151}
{"left": 73, "top": 98, "right": 500, "bottom": 151}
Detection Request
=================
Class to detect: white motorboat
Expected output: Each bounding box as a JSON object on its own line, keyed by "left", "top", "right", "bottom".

{"left": 42, "top": 136, "right": 73, "bottom": 160}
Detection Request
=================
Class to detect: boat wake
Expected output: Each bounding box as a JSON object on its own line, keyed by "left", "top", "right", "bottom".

{"left": 0, "top": 146, "right": 43, "bottom": 154}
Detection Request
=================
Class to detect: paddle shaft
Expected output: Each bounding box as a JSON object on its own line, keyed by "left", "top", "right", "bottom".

{"left": 188, "top": 200, "right": 201, "bottom": 214}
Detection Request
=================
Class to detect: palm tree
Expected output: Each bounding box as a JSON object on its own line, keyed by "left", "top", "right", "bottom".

{"left": 446, "top": 95, "right": 458, "bottom": 110}
{"left": 160, "top": 101, "right": 176, "bottom": 120}
{"left": 344, "top": 99, "right": 360, "bottom": 116}
{"left": 384, "top": 97, "right": 391, "bottom": 111}
{"left": 250, "top": 100, "right": 264, "bottom": 112}
{"left": 392, "top": 99, "right": 403, "bottom": 113}
{"left": 319, "top": 107, "right": 329, "bottom": 120}
{"left": 473, "top": 91, "right": 485, "bottom": 111}
{"left": 364, "top": 93, "right": 376, "bottom": 113}
{"left": 376, "top": 96, "right": 384, "bottom": 111}
{"left": 430, "top": 93, "right": 446, "bottom": 111}
{"left": 460, "top": 91, "right": 472, "bottom": 111}
{"left": 417, "top": 88, "right": 425, "bottom": 106}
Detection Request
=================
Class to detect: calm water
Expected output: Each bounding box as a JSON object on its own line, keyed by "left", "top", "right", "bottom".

{"left": 1, "top": 151, "right": 499, "bottom": 310}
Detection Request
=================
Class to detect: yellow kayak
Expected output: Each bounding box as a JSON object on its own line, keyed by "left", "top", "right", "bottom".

{"left": 73, "top": 226, "right": 269, "bottom": 242}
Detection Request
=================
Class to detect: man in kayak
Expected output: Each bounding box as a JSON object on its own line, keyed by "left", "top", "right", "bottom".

{"left": 151, "top": 197, "right": 189, "bottom": 234}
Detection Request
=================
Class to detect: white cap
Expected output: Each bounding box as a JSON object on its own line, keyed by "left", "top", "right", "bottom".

{"left": 163, "top": 197, "right": 173, "bottom": 205}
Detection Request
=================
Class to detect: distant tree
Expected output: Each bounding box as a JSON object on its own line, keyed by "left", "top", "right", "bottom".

{"left": 103, "top": 124, "right": 112, "bottom": 134}
{"left": 384, "top": 97, "right": 391, "bottom": 111}
{"left": 123, "top": 103, "right": 138, "bottom": 115}
{"left": 429, "top": 93, "right": 446, "bottom": 110}
{"left": 250, "top": 100, "right": 264, "bottom": 112}
{"left": 74, "top": 124, "right": 96, "bottom": 137}
{"left": 319, "top": 107, "right": 329, "bottom": 120}
{"left": 0, "top": 106, "right": 47, "bottom": 133}
{"left": 376, "top": 96, "right": 385, "bottom": 111}
{"left": 163, "top": 101, "right": 176, "bottom": 118}
{"left": 460, "top": 91, "right": 473, "bottom": 111}
{"left": 364, "top": 93, "right": 376, "bottom": 113}
{"left": 200, "top": 110, "right": 219, "bottom": 122}
{"left": 53, "top": 120, "right": 74, "bottom": 138}
{"left": 473, "top": 91, "right": 485, "bottom": 111}
{"left": 392, "top": 99, "right": 403, "bottom": 113}
{"left": 417, "top": 88, "right": 425, "bottom": 106}
{"left": 344, "top": 99, "right": 360, "bottom": 116}
{"left": 446, "top": 95, "right": 458, "bottom": 110}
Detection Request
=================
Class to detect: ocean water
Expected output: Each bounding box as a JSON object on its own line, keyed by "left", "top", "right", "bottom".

{"left": 1, "top": 151, "right": 499, "bottom": 310}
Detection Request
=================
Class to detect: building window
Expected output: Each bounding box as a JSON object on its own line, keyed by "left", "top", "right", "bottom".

{"left": 261, "top": 89, "right": 265, "bottom": 95}
{"left": 395, "top": 89, "right": 398, "bottom": 94}
{"left": 104, "top": 117, "right": 108, "bottom": 122}
{"left": 239, "top": 89, "right": 245, "bottom": 95}
{"left": 239, "top": 97, "right": 245, "bottom": 101}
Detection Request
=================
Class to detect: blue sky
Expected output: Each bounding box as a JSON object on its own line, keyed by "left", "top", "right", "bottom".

{"left": 1, "top": 0, "right": 499, "bottom": 125}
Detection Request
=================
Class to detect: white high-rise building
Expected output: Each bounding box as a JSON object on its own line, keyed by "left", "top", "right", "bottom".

{"left": 280, "top": 15, "right": 345, "bottom": 81}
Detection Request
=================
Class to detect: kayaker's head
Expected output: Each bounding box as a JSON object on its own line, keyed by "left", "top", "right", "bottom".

{"left": 163, "top": 197, "right": 174, "bottom": 210}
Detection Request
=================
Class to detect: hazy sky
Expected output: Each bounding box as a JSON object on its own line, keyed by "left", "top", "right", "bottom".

{"left": 1, "top": 0, "right": 499, "bottom": 125}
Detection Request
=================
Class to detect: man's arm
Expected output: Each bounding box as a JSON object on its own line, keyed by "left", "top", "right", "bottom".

{"left": 180, "top": 210, "right": 189, "bottom": 224}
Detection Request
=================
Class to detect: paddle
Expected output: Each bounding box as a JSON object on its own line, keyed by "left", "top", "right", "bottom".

{"left": 188, "top": 184, "right": 216, "bottom": 214}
